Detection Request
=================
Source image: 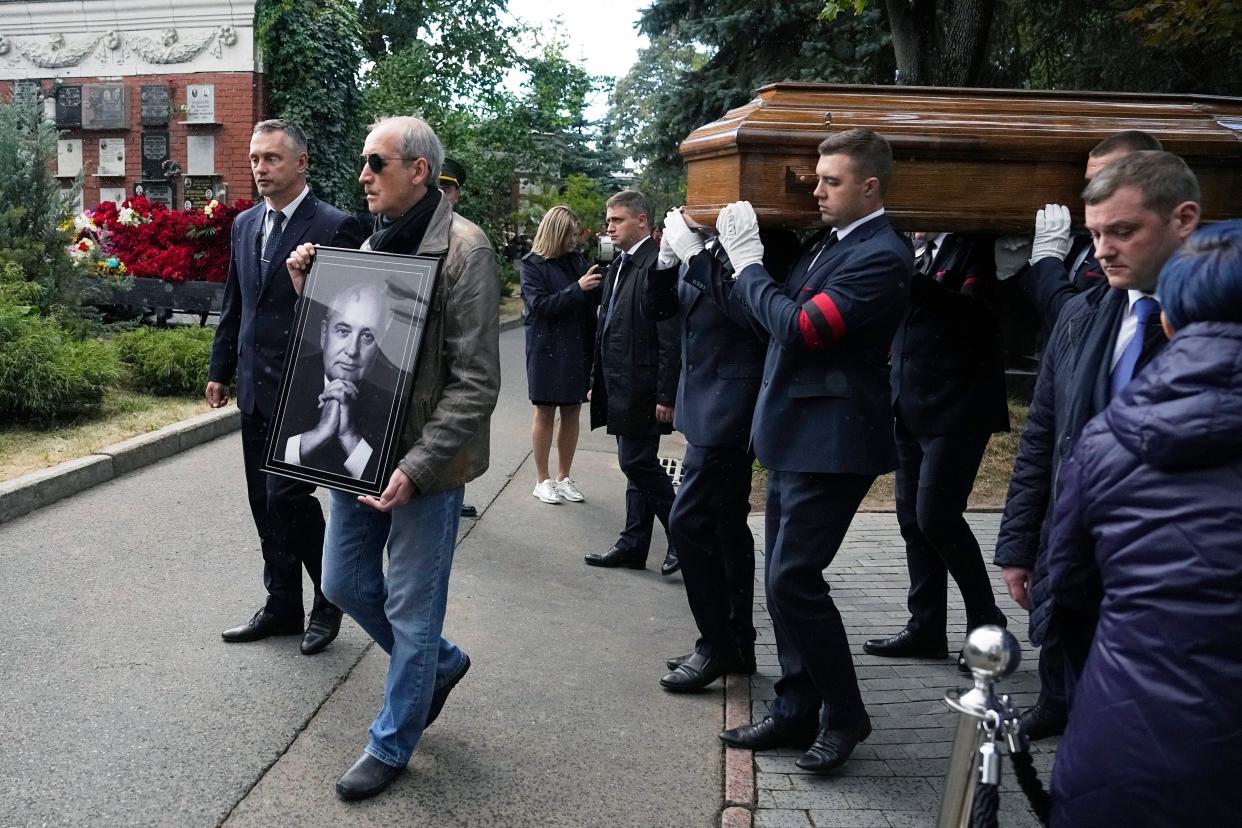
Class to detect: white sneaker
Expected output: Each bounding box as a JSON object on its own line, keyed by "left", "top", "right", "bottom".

{"left": 555, "top": 476, "right": 585, "bottom": 502}
{"left": 533, "top": 479, "right": 563, "bottom": 504}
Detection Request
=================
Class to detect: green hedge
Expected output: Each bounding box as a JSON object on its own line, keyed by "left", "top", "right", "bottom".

{"left": 113, "top": 326, "right": 214, "bottom": 396}
{"left": 0, "top": 272, "right": 118, "bottom": 420}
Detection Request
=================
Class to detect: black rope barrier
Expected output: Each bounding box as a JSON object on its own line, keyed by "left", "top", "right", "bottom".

{"left": 1010, "top": 748, "right": 1052, "bottom": 825}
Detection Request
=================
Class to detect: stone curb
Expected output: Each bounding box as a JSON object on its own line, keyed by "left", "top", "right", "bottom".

{"left": 722, "top": 672, "right": 756, "bottom": 827}
{"left": 499, "top": 314, "right": 523, "bottom": 333}
{"left": 0, "top": 406, "right": 240, "bottom": 526}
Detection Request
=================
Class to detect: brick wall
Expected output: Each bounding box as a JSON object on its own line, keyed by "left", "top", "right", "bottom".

{"left": 5, "top": 71, "right": 266, "bottom": 210}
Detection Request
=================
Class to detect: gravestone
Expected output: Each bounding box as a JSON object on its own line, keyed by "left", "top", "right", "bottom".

{"left": 186, "top": 135, "right": 215, "bottom": 175}
{"left": 134, "top": 181, "right": 174, "bottom": 209}
{"left": 184, "top": 84, "right": 216, "bottom": 123}
{"left": 57, "top": 139, "right": 83, "bottom": 178}
{"left": 140, "top": 85, "right": 170, "bottom": 127}
{"left": 82, "top": 84, "right": 127, "bottom": 130}
{"left": 55, "top": 85, "right": 82, "bottom": 128}
{"left": 142, "top": 131, "right": 170, "bottom": 180}
{"left": 97, "top": 138, "right": 126, "bottom": 177}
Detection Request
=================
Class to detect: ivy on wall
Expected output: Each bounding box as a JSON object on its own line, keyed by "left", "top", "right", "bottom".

{"left": 255, "top": 0, "right": 365, "bottom": 211}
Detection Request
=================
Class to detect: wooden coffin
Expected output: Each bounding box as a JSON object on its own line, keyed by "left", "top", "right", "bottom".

{"left": 680, "top": 83, "right": 1242, "bottom": 234}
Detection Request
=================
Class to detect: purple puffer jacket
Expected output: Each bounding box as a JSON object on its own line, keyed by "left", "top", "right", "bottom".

{"left": 1044, "top": 321, "right": 1242, "bottom": 826}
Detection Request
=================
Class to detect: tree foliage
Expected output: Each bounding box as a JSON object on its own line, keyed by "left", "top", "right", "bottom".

{"left": 256, "top": 0, "right": 365, "bottom": 209}
{"left": 0, "top": 96, "right": 85, "bottom": 313}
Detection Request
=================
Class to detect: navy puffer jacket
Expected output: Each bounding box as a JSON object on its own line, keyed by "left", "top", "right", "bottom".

{"left": 1045, "top": 321, "right": 1242, "bottom": 826}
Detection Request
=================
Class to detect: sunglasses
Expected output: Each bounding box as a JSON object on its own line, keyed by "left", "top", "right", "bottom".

{"left": 361, "top": 153, "right": 419, "bottom": 174}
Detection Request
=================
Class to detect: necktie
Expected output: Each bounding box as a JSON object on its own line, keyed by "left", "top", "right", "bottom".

{"left": 807, "top": 231, "right": 839, "bottom": 273}
{"left": 603, "top": 252, "right": 630, "bottom": 331}
{"left": 261, "top": 210, "right": 285, "bottom": 276}
{"left": 920, "top": 240, "right": 937, "bottom": 276}
{"left": 1111, "top": 296, "right": 1161, "bottom": 397}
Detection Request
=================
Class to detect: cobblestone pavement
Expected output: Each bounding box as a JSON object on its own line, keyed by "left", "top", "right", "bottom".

{"left": 748, "top": 512, "right": 1056, "bottom": 828}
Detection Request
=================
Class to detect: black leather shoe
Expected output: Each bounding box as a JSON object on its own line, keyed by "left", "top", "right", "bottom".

{"left": 796, "top": 717, "right": 873, "bottom": 773}
{"left": 862, "top": 627, "right": 948, "bottom": 659}
{"left": 335, "top": 753, "right": 403, "bottom": 801}
{"left": 958, "top": 610, "right": 1008, "bottom": 672}
{"left": 425, "top": 654, "right": 471, "bottom": 728}
{"left": 460, "top": 504, "right": 478, "bottom": 518}
{"left": 1018, "top": 702, "right": 1067, "bottom": 742}
{"left": 667, "top": 648, "right": 756, "bottom": 674}
{"left": 666, "top": 651, "right": 694, "bottom": 671}
{"left": 660, "top": 651, "right": 741, "bottom": 691}
{"left": 221, "top": 608, "right": 303, "bottom": 643}
{"left": 660, "top": 548, "right": 681, "bottom": 576}
{"left": 301, "top": 604, "right": 343, "bottom": 655}
{"left": 584, "top": 546, "right": 646, "bottom": 569}
{"left": 719, "top": 715, "right": 818, "bottom": 751}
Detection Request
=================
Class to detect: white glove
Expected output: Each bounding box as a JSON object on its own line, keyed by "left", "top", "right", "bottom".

{"left": 715, "top": 201, "right": 765, "bottom": 273}
{"left": 662, "top": 209, "right": 704, "bottom": 266}
{"left": 1030, "top": 204, "right": 1072, "bottom": 265}
{"left": 657, "top": 228, "right": 679, "bottom": 269}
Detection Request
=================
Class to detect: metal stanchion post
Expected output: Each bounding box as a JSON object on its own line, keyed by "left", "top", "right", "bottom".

{"left": 936, "top": 625, "right": 1025, "bottom": 828}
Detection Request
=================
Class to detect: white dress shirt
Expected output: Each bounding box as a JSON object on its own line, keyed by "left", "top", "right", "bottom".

{"left": 1111, "top": 289, "right": 1160, "bottom": 370}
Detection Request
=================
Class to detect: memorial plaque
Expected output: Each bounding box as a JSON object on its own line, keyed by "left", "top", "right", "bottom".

{"left": 184, "top": 84, "right": 216, "bottom": 123}
{"left": 82, "top": 84, "right": 128, "bottom": 130}
{"left": 98, "top": 138, "right": 126, "bottom": 177}
{"left": 183, "top": 175, "right": 221, "bottom": 210}
{"left": 55, "top": 85, "right": 82, "bottom": 128}
{"left": 99, "top": 186, "right": 128, "bottom": 205}
{"left": 142, "top": 131, "right": 170, "bottom": 180}
{"left": 134, "top": 181, "right": 173, "bottom": 209}
{"left": 186, "top": 135, "right": 215, "bottom": 175}
{"left": 15, "top": 80, "right": 41, "bottom": 111}
{"left": 140, "top": 85, "right": 170, "bottom": 126}
{"left": 57, "top": 139, "right": 83, "bottom": 178}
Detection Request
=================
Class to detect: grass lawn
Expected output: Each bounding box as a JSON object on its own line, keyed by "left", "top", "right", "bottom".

{"left": 500, "top": 295, "right": 524, "bottom": 322}
{"left": 749, "top": 400, "right": 1028, "bottom": 512}
{"left": 0, "top": 390, "right": 206, "bottom": 482}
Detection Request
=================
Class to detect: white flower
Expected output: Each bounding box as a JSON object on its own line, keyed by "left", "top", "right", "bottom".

{"left": 118, "top": 206, "right": 139, "bottom": 226}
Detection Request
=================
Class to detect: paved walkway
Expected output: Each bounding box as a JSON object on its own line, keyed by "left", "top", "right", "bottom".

{"left": 0, "top": 320, "right": 1057, "bottom": 826}
{"left": 746, "top": 513, "right": 1055, "bottom": 828}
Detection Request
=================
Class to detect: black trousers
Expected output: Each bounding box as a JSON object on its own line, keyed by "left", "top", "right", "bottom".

{"left": 894, "top": 413, "right": 999, "bottom": 637}
{"left": 765, "top": 469, "right": 873, "bottom": 730}
{"left": 669, "top": 443, "right": 756, "bottom": 658}
{"left": 614, "top": 434, "right": 675, "bottom": 559}
{"left": 240, "top": 410, "right": 329, "bottom": 617}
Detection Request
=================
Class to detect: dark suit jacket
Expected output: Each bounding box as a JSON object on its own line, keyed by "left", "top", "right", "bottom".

{"left": 521, "top": 250, "right": 600, "bottom": 404}
{"left": 273, "top": 353, "right": 388, "bottom": 482}
{"left": 1019, "top": 234, "right": 1106, "bottom": 347}
{"left": 589, "top": 236, "right": 681, "bottom": 435}
{"left": 733, "top": 213, "right": 912, "bottom": 475}
{"left": 891, "top": 234, "right": 1009, "bottom": 436}
{"left": 644, "top": 251, "right": 765, "bottom": 449}
{"left": 995, "top": 282, "right": 1168, "bottom": 644}
{"left": 208, "top": 190, "right": 367, "bottom": 418}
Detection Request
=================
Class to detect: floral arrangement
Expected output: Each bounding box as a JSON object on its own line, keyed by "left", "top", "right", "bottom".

{"left": 66, "top": 196, "right": 253, "bottom": 283}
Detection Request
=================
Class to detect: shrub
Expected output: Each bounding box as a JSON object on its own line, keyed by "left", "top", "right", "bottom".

{"left": 497, "top": 257, "right": 519, "bottom": 298}
{"left": 112, "top": 326, "right": 215, "bottom": 396}
{"left": 0, "top": 263, "right": 118, "bottom": 420}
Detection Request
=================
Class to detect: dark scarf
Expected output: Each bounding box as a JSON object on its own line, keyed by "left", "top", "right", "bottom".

{"left": 367, "top": 187, "right": 442, "bottom": 254}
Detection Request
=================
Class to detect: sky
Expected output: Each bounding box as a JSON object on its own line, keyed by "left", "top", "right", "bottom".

{"left": 503, "top": 0, "right": 651, "bottom": 119}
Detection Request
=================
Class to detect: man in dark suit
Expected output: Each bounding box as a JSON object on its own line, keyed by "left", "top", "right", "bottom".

{"left": 865, "top": 233, "right": 1009, "bottom": 671}
{"left": 207, "top": 119, "right": 366, "bottom": 655}
{"left": 583, "top": 190, "right": 682, "bottom": 576}
{"left": 995, "top": 151, "right": 1200, "bottom": 740}
{"left": 1020, "top": 130, "right": 1165, "bottom": 343}
{"left": 276, "top": 282, "right": 390, "bottom": 483}
{"left": 642, "top": 210, "right": 772, "bottom": 690}
{"left": 714, "top": 129, "right": 912, "bottom": 774}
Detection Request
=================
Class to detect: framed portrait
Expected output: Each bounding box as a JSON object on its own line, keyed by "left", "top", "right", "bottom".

{"left": 263, "top": 246, "right": 441, "bottom": 497}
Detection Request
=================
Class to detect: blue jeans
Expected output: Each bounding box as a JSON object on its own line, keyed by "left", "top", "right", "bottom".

{"left": 322, "top": 486, "right": 468, "bottom": 767}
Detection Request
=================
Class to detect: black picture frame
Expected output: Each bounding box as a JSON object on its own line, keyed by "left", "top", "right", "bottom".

{"left": 263, "top": 245, "right": 441, "bottom": 497}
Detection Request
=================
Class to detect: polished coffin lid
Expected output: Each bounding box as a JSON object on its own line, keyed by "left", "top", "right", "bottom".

{"left": 680, "top": 83, "right": 1242, "bottom": 233}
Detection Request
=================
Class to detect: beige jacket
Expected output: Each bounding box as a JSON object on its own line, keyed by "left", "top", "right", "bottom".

{"left": 369, "top": 196, "right": 500, "bottom": 494}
